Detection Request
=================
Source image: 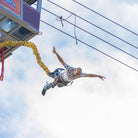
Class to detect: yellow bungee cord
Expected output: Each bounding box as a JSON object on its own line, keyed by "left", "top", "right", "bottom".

{"left": 0, "top": 41, "right": 50, "bottom": 75}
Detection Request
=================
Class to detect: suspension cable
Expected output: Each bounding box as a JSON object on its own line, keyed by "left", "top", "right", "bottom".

{"left": 41, "top": 7, "right": 138, "bottom": 60}
{"left": 47, "top": 0, "right": 138, "bottom": 50}
{"left": 40, "top": 19, "right": 138, "bottom": 73}
{"left": 72, "top": 0, "right": 138, "bottom": 36}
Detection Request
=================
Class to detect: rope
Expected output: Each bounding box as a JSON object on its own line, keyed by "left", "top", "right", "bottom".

{"left": 74, "top": 14, "right": 78, "bottom": 45}
{"left": 0, "top": 48, "right": 4, "bottom": 81}
{"left": 56, "top": 13, "right": 78, "bottom": 44}
{"left": 0, "top": 41, "right": 50, "bottom": 76}
{"left": 56, "top": 16, "right": 64, "bottom": 27}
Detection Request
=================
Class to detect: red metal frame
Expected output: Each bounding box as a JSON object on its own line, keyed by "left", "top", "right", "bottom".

{"left": 0, "top": 47, "right": 4, "bottom": 81}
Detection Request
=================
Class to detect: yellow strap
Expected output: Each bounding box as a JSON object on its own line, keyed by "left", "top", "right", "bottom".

{"left": 0, "top": 41, "right": 50, "bottom": 75}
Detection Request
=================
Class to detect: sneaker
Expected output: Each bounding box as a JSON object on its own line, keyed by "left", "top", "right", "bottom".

{"left": 42, "top": 82, "right": 48, "bottom": 96}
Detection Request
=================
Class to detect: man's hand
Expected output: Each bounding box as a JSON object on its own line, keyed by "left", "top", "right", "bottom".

{"left": 52, "top": 46, "right": 56, "bottom": 54}
{"left": 98, "top": 75, "right": 106, "bottom": 80}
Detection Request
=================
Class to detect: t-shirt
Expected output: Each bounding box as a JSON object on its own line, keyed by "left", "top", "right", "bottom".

{"left": 60, "top": 64, "right": 85, "bottom": 82}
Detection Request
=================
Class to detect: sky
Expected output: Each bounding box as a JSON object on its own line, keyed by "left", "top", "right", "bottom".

{"left": 0, "top": 0, "right": 138, "bottom": 138}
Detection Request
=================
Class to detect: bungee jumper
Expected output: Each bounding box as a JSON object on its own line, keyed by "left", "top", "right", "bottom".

{"left": 0, "top": 41, "right": 105, "bottom": 95}
{"left": 42, "top": 46, "right": 106, "bottom": 96}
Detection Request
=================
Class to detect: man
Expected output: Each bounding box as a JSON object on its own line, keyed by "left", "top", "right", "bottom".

{"left": 42, "top": 46, "right": 106, "bottom": 96}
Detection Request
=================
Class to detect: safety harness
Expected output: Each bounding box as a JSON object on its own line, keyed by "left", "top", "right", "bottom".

{"left": 53, "top": 68, "right": 73, "bottom": 87}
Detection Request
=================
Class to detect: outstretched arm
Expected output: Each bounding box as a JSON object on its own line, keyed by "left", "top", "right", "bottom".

{"left": 84, "top": 73, "right": 106, "bottom": 80}
{"left": 52, "top": 46, "right": 66, "bottom": 66}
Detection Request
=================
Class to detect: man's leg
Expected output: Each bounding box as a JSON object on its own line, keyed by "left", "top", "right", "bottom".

{"left": 42, "top": 78, "right": 58, "bottom": 96}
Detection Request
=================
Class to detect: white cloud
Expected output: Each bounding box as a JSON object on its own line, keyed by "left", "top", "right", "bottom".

{"left": 0, "top": 0, "right": 138, "bottom": 138}
{"left": 17, "top": 45, "right": 138, "bottom": 138}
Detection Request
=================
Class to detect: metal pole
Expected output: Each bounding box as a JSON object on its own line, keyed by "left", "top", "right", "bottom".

{"left": 37, "top": 0, "right": 42, "bottom": 13}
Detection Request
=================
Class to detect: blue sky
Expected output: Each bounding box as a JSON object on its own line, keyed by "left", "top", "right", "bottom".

{"left": 0, "top": 0, "right": 138, "bottom": 138}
